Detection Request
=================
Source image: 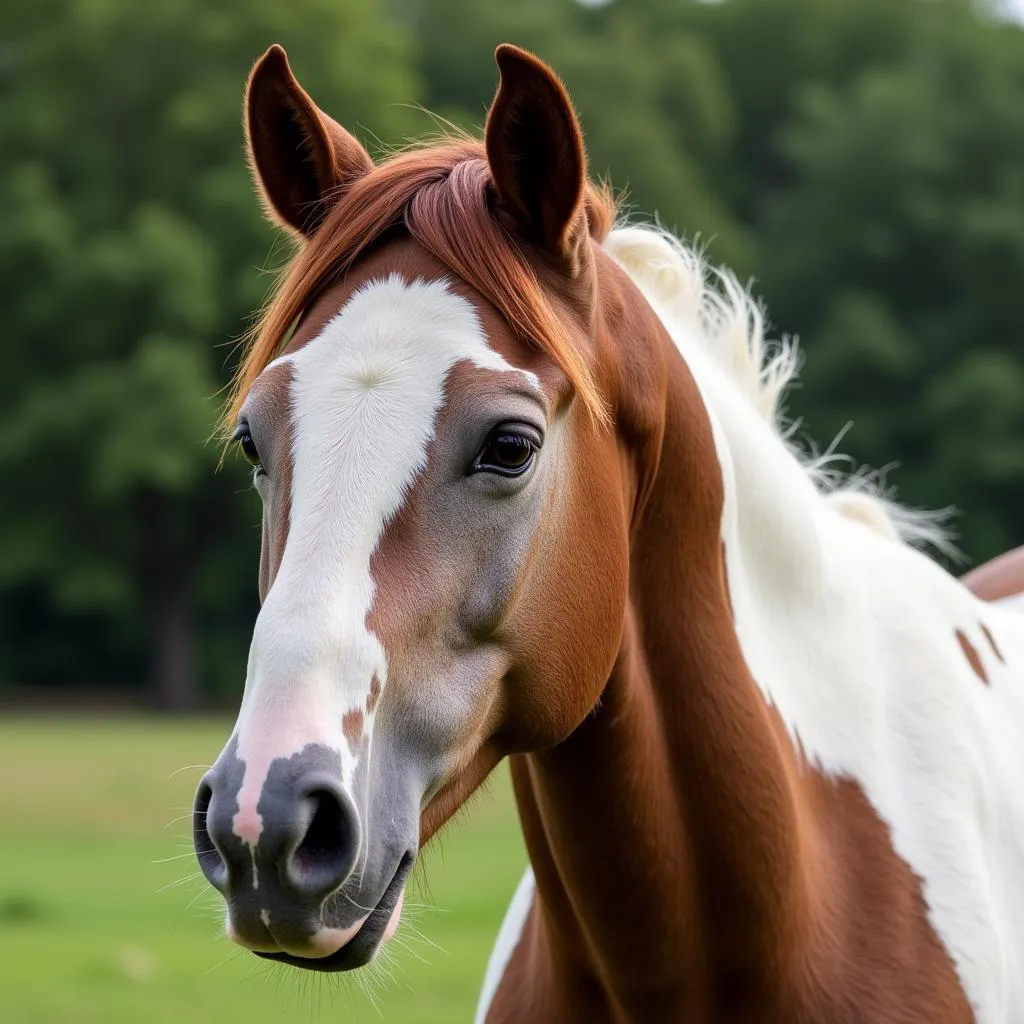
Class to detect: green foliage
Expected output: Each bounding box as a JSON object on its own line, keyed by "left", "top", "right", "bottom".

{"left": 754, "top": 0, "right": 1024, "bottom": 557}
{"left": 1, "top": 0, "right": 1022, "bottom": 695}
{"left": 0, "top": 0, "right": 420, "bottom": 699}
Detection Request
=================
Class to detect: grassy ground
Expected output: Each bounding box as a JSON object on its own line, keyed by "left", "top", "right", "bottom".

{"left": 0, "top": 717, "right": 526, "bottom": 1023}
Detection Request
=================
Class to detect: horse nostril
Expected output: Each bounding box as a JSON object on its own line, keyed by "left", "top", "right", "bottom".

{"left": 191, "top": 762, "right": 357, "bottom": 912}
{"left": 193, "top": 776, "right": 228, "bottom": 892}
{"left": 287, "top": 785, "right": 358, "bottom": 897}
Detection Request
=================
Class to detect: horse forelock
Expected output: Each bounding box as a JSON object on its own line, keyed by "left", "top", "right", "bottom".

{"left": 225, "top": 138, "right": 618, "bottom": 435}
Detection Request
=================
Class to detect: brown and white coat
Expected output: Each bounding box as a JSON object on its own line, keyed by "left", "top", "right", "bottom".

{"left": 193, "top": 43, "right": 1024, "bottom": 1023}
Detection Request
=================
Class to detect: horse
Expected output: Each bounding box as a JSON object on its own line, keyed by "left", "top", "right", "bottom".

{"left": 192, "top": 42, "right": 1024, "bottom": 1023}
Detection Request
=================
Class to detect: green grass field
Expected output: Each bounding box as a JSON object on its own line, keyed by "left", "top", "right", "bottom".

{"left": 0, "top": 717, "right": 526, "bottom": 1023}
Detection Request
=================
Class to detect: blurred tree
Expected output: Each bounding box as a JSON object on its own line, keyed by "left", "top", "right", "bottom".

{"left": 748, "top": 0, "right": 1024, "bottom": 559}
{"left": 2, "top": 0, "right": 1022, "bottom": 699}
{"left": 0, "top": 0, "right": 421, "bottom": 705}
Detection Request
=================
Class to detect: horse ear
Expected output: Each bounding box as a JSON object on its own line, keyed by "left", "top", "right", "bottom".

{"left": 245, "top": 44, "right": 372, "bottom": 237}
{"left": 485, "top": 45, "right": 587, "bottom": 263}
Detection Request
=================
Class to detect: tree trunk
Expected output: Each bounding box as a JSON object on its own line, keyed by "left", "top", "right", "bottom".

{"left": 151, "top": 571, "right": 198, "bottom": 711}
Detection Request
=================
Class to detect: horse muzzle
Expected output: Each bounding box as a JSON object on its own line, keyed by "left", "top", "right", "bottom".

{"left": 192, "top": 738, "right": 411, "bottom": 969}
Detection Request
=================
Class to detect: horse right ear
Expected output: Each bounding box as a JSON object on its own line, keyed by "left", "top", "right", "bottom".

{"left": 245, "top": 45, "right": 373, "bottom": 238}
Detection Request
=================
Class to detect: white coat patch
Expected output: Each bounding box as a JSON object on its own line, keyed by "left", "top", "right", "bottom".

{"left": 475, "top": 867, "right": 535, "bottom": 1024}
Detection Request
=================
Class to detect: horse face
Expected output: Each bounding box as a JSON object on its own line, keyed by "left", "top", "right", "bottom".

{"left": 194, "top": 237, "right": 630, "bottom": 969}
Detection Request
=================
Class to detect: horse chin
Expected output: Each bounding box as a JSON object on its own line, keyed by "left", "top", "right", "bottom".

{"left": 254, "top": 852, "right": 412, "bottom": 973}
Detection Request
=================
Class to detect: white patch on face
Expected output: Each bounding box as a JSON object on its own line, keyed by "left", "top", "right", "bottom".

{"left": 229, "top": 274, "right": 538, "bottom": 847}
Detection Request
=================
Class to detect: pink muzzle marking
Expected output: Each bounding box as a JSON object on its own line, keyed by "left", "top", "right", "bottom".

{"left": 382, "top": 888, "right": 406, "bottom": 943}
{"left": 226, "top": 912, "right": 371, "bottom": 958}
{"left": 231, "top": 805, "right": 263, "bottom": 848}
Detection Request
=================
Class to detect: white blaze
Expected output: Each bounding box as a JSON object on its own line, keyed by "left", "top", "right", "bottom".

{"left": 231, "top": 274, "right": 536, "bottom": 842}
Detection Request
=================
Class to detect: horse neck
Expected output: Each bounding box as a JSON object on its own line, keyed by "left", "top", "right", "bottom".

{"left": 513, "top": 286, "right": 817, "bottom": 1017}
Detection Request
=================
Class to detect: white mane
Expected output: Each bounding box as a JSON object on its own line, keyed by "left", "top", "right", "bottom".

{"left": 603, "top": 224, "right": 956, "bottom": 558}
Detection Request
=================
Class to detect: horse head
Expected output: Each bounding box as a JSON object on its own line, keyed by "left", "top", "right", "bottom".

{"left": 193, "top": 43, "right": 652, "bottom": 970}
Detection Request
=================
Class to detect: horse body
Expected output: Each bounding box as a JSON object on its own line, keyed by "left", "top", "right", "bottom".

{"left": 475, "top": 227, "right": 1024, "bottom": 1023}
{"left": 655, "top": 228, "right": 1024, "bottom": 1022}
{"left": 965, "top": 548, "right": 1024, "bottom": 609}
{"left": 193, "top": 42, "right": 1024, "bottom": 1022}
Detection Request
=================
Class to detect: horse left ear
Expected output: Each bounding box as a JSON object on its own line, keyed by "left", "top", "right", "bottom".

{"left": 245, "top": 44, "right": 373, "bottom": 238}
{"left": 485, "top": 45, "right": 588, "bottom": 266}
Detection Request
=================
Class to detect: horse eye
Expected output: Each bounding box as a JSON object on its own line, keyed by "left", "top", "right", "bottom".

{"left": 235, "top": 430, "right": 263, "bottom": 472}
{"left": 473, "top": 431, "right": 538, "bottom": 477}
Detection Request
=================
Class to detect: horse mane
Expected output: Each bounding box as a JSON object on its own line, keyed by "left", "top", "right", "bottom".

{"left": 604, "top": 225, "right": 957, "bottom": 557}
{"left": 228, "top": 133, "right": 951, "bottom": 555}
{"left": 226, "top": 138, "right": 616, "bottom": 433}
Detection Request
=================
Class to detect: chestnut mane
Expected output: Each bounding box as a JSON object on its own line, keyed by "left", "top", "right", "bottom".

{"left": 226, "top": 139, "right": 617, "bottom": 433}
